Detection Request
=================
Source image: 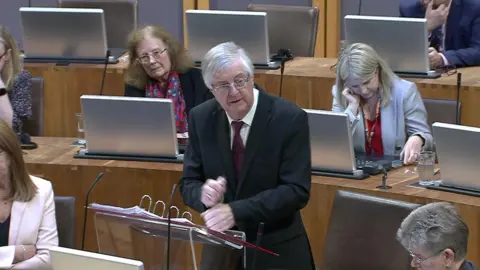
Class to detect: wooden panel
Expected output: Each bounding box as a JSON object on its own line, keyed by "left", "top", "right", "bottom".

{"left": 24, "top": 137, "right": 480, "bottom": 266}
{"left": 312, "top": 0, "right": 326, "bottom": 57}
{"left": 197, "top": 0, "right": 209, "bottom": 10}
{"left": 183, "top": 0, "right": 195, "bottom": 49}
{"left": 325, "top": 0, "right": 340, "bottom": 57}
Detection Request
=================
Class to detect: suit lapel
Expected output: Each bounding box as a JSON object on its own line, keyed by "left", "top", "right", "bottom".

{"left": 236, "top": 91, "right": 272, "bottom": 197}
{"left": 9, "top": 201, "right": 27, "bottom": 245}
{"left": 214, "top": 107, "right": 237, "bottom": 196}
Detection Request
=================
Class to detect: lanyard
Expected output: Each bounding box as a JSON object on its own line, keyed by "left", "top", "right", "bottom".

{"left": 362, "top": 99, "right": 381, "bottom": 153}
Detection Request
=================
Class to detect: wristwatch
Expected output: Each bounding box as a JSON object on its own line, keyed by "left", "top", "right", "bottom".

{"left": 0, "top": 88, "right": 6, "bottom": 96}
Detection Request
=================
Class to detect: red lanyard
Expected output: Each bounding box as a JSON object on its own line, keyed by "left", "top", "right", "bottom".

{"left": 363, "top": 99, "right": 381, "bottom": 152}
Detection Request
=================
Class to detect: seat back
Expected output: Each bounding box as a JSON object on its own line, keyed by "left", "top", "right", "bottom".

{"left": 23, "top": 77, "right": 44, "bottom": 136}
{"left": 423, "top": 98, "right": 461, "bottom": 127}
{"left": 320, "top": 190, "right": 420, "bottom": 270}
{"left": 247, "top": 4, "right": 319, "bottom": 57}
{"left": 55, "top": 196, "right": 76, "bottom": 249}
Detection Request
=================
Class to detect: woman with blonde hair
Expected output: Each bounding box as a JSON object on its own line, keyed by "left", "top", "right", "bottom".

{"left": 0, "top": 26, "right": 32, "bottom": 136}
{"left": 0, "top": 120, "right": 57, "bottom": 269}
{"left": 332, "top": 43, "right": 433, "bottom": 165}
{"left": 124, "top": 25, "right": 212, "bottom": 133}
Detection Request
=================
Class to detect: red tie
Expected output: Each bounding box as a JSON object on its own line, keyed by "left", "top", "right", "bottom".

{"left": 231, "top": 121, "right": 245, "bottom": 177}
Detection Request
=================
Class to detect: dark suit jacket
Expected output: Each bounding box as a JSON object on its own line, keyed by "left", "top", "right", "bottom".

{"left": 180, "top": 89, "right": 314, "bottom": 270}
{"left": 400, "top": 0, "right": 480, "bottom": 67}
{"left": 124, "top": 68, "right": 213, "bottom": 114}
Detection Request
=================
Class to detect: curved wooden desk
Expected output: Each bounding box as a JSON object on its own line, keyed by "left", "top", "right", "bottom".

{"left": 24, "top": 137, "right": 480, "bottom": 266}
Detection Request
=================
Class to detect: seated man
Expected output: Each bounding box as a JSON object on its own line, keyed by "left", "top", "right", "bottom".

{"left": 400, "top": 0, "right": 480, "bottom": 68}
{"left": 179, "top": 41, "right": 314, "bottom": 269}
{"left": 397, "top": 202, "right": 476, "bottom": 270}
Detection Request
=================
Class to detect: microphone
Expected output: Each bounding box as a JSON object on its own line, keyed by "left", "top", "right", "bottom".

{"left": 251, "top": 222, "right": 265, "bottom": 270}
{"left": 81, "top": 172, "right": 105, "bottom": 250}
{"left": 455, "top": 72, "right": 462, "bottom": 124}
{"left": 99, "top": 50, "right": 111, "bottom": 96}
{"left": 357, "top": 0, "right": 363, "bottom": 15}
{"left": 166, "top": 183, "right": 180, "bottom": 270}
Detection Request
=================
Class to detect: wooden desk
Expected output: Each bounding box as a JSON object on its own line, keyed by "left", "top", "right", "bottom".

{"left": 24, "top": 137, "right": 480, "bottom": 266}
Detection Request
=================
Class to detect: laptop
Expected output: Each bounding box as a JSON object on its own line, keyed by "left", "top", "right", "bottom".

{"left": 185, "top": 10, "right": 280, "bottom": 70}
{"left": 20, "top": 7, "right": 118, "bottom": 64}
{"left": 432, "top": 122, "right": 480, "bottom": 192}
{"left": 51, "top": 246, "right": 144, "bottom": 270}
{"left": 305, "top": 109, "right": 401, "bottom": 179}
{"left": 344, "top": 15, "right": 440, "bottom": 79}
{"left": 58, "top": 0, "right": 138, "bottom": 59}
{"left": 77, "top": 95, "right": 183, "bottom": 162}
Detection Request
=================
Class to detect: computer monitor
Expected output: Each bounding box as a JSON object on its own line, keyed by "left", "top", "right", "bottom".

{"left": 50, "top": 246, "right": 144, "bottom": 270}
{"left": 432, "top": 122, "right": 480, "bottom": 191}
{"left": 185, "top": 9, "right": 280, "bottom": 70}
{"left": 344, "top": 15, "right": 440, "bottom": 79}
{"left": 20, "top": 7, "right": 116, "bottom": 64}
{"left": 57, "top": 0, "right": 138, "bottom": 58}
{"left": 80, "top": 95, "right": 180, "bottom": 161}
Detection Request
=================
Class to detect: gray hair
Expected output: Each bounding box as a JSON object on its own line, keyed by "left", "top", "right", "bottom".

{"left": 335, "top": 43, "right": 397, "bottom": 108}
{"left": 201, "top": 42, "right": 254, "bottom": 88}
{"left": 396, "top": 202, "right": 469, "bottom": 261}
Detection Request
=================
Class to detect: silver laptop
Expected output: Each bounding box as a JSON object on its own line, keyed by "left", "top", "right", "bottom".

{"left": 58, "top": 0, "right": 138, "bottom": 58}
{"left": 432, "top": 122, "right": 480, "bottom": 191}
{"left": 20, "top": 7, "right": 114, "bottom": 64}
{"left": 304, "top": 109, "right": 361, "bottom": 175}
{"left": 344, "top": 15, "right": 440, "bottom": 79}
{"left": 80, "top": 95, "right": 179, "bottom": 158}
{"left": 51, "top": 246, "right": 144, "bottom": 270}
{"left": 186, "top": 10, "right": 278, "bottom": 68}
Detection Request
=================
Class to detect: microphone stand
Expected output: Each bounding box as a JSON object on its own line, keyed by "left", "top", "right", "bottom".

{"left": 81, "top": 172, "right": 105, "bottom": 250}
{"left": 455, "top": 72, "right": 462, "bottom": 124}
{"left": 99, "top": 50, "right": 111, "bottom": 96}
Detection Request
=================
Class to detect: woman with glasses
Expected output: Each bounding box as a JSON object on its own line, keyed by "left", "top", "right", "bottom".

{"left": 332, "top": 43, "right": 433, "bottom": 165}
{"left": 124, "top": 25, "right": 212, "bottom": 133}
{"left": 397, "top": 202, "right": 476, "bottom": 270}
{"left": 0, "top": 26, "right": 32, "bottom": 137}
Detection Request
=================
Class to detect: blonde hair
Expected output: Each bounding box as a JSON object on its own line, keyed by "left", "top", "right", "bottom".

{"left": 0, "top": 121, "right": 37, "bottom": 202}
{"left": 0, "top": 25, "right": 22, "bottom": 91}
{"left": 335, "top": 43, "right": 397, "bottom": 107}
{"left": 124, "top": 25, "right": 192, "bottom": 89}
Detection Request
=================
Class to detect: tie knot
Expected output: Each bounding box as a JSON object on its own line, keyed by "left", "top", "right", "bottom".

{"left": 231, "top": 121, "right": 244, "bottom": 133}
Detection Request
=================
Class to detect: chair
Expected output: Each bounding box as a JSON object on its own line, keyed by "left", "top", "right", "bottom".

{"left": 320, "top": 190, "right": 420, "bottom": 270}
{"left": 55, "top": 196, "right": 76, "bottom": 249}
{"left": 57, "top": 0, "right": 138, "bottom": 50}
{"left": 22, "top": 77, "right": 44, "bottom": 136}
{"left": 423, "top": 98, "right": 462, "bottom": 127}
{"left": 247, "top": 4, "right": 319, "bottom": 57}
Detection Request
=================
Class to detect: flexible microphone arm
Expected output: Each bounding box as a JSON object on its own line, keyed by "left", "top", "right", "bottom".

{"left": 357, "top": 0, "right": 363, "bottom": 15}
{"left": 166, "top": 183, "right": 179, "bottom": 270}
{"left": 251, "top": 222, "right": 265, "bottom": 270}
{"left": 455, "top": 72, "right": 462, "bottom": 124}
{"left": 81, "top": 172, "right": 105, "bottom": 250}
{"left": 99, "top": 50, "right": 111, "bottom": 96}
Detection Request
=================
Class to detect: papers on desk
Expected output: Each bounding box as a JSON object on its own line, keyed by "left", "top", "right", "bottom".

{"left": 90, "top": 203, "right": 194, "bottom": 224}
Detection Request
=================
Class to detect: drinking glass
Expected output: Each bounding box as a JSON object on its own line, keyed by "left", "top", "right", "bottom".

{"left": 417, "top": 151, "right": 436, "bottom": 186}
{"left": 76, "top": 113, "right": 86, "bottom": 145}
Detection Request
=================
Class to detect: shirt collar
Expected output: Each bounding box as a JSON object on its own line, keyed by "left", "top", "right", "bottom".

{"left": 226, "top": 88, "right": 259, "bottom": 127}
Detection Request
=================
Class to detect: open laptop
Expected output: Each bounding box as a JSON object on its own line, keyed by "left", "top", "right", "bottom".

{"left": 58, "top": 0, "right": 138, "bottom": 59}
{"left": 305, "top": 109, "right": 401, "bottom": 179}
{"left": 344, "top": 15, "right": 440, "bottom": 79}
{"left": 185, "top": 10, "right": 280, "bottom": 70}
{"left": 430, "top": 122, "right": 480, "bottom": 195}
{"left": 20, "top": 7, "right": 118, "bottom": 65}
{"left": 76, "top": 95, "right": 183, "bottom": 163}
{"left": 51, "top": 246, "right": 144, "bottom": 270}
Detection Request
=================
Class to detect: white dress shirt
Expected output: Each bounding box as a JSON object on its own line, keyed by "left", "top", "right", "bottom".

{"left": 226, "top": 88, "right": 259, "bottom": 148}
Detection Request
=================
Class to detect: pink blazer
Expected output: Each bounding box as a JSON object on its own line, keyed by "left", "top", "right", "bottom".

{"left": 0, "top": 176, "right": 58, "bottom": 269}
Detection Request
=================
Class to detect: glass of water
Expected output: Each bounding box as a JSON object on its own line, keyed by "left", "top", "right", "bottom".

{"left": 417, "top": 151, "right": 436, "bottom": 186}
{"left": 76, "top": 113, "right": 86, "bottom": 145}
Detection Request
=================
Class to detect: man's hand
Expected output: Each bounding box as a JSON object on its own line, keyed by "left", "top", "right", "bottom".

{"left": 428, "top": 47, "right": 445, "bottom": 69}
{"left": 201, "top": 177, "right": 226, "bottom": 208}
{"left": 425, "top": 0, "right": 451, "bottom": 32}
{"left": 201, "top": 203, "right": 235, "bottom": 232}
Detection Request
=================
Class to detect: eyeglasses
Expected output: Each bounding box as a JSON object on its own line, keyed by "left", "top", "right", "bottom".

{"left": 409, "top": 249, "right": 445, "bottom": 265}
{"left": 137, "top": 48, "right": 167, "bottom": 64}
{"left": 211, "top": 75, "right": 251, "bottom": 94}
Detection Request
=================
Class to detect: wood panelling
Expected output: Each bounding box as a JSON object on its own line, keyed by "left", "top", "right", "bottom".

{"left": 325, "top": 0, "right": 341, "bottom": 57}
{"left": 312, "top": 0, "right": 326, "bottom": 57}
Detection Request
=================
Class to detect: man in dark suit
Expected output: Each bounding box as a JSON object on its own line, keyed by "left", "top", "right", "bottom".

{"left": 400, "top": 0, "right": 480, "bottom": 68}
{"left": 179, "top": 42, "right": 314, "bottom": 270}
